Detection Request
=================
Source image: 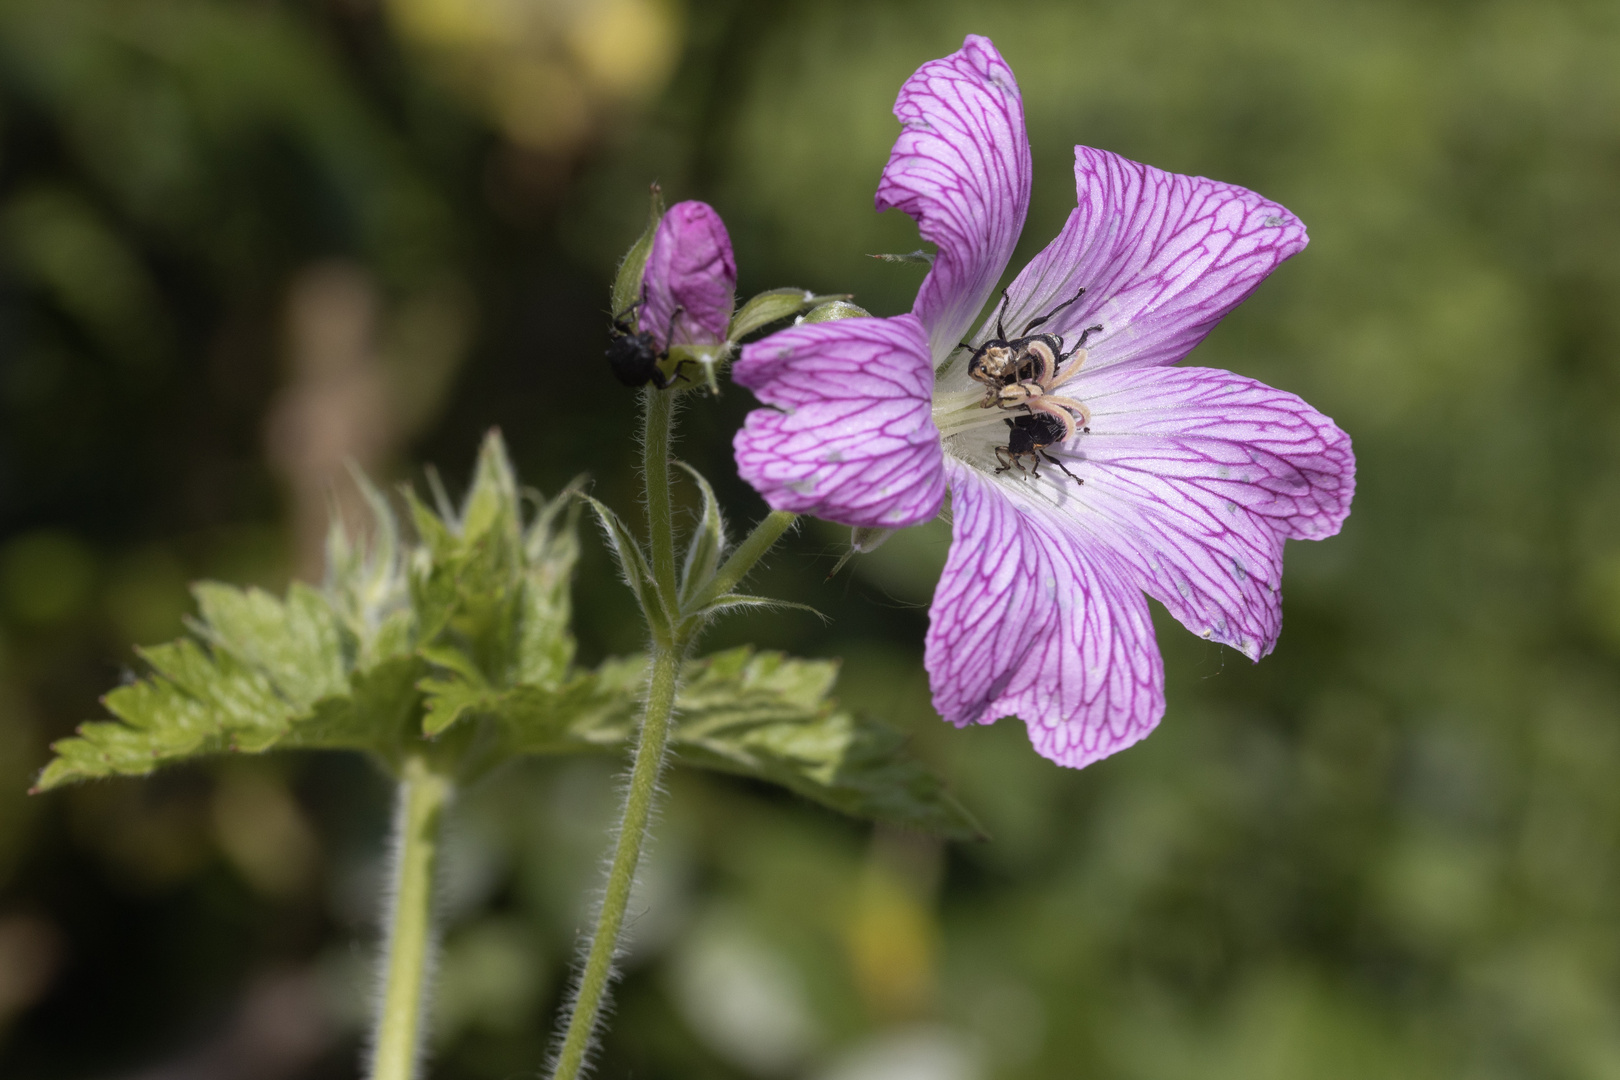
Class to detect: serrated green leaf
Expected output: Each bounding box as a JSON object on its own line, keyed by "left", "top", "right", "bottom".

{"left": 669, "top": 648, "right": 980, "bottom": 839}
{"left": 34, "top": 620, "right": 310, "bottom": 790}
{"left": 727, "top": 288, "right": 851, "bottom": 341}
{"left": 190, "top": 581, "right": 347, "bottom": 707}
{"left": 412, "top": 657, "right": 645, "bottom": 754}
{"left": 460, "top": 429, "right": 523, "bottom": 545}
{"left": 406, "top": 432, "right": 578, "bottom": 719}
{"left": 517, "top": 480, "right": 583, "bottom": 688}
{"left": 494, "top": 667, "right": 647, "bottom": 754}
{"left": 459, "top": 647, "right": 980, "bottom": 839}
{"left": 36, "top": 430, "right": 586, "bottom": 788}
{"left": 419, "top": 672, "right": 495, "bottom": 738}
{"left": 610, "top": 184, "right": 665, "bottom": 321}
{"left": 676, "top": 462, "right": 726, "bottom": 609}
{"left": 287, "top": 656, "right": 427, "bottom": 755}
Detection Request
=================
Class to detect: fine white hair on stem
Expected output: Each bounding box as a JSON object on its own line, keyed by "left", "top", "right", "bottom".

{"left": 366, "top": 774, "right": 449, "bottom": 1080}
{"left": 544, "top": 654, "right": 678, "bottom": 1079}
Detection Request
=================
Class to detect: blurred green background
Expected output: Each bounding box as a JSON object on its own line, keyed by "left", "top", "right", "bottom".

{"left": 2, "top": 0, "right": 1619, "bottom": 1077}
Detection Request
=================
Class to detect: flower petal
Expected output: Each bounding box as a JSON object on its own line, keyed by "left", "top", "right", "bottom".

{"left": 926, "top": 460, "right": 1164, "bottom": 769}
{"left": 994, "top": 147, "right": 1307, "bottom": 370}
{"left": 877, "top": 34, "right": 1031, "bottom": 365}
{"left": 641, "top": 200, "right": 737, "bottom": 349}
{"left": 1081, "top": 364, "right": 1355, "bottom": 541}
{"left": 732, "top": 314, "right": 945, "bottom": 528}
{"left": 1020, "top": 365, "right": 1353, "bottom": 660}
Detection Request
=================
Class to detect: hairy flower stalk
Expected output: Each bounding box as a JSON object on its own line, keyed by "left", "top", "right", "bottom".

{"left": 732, "top": 35, "right": 1355, "bottom": 768}
{"left": 370, "top": 756, "right": 452, "bottom": 1080}
{"left": 553, "top": 204, "right": 798, "bottom": 1079}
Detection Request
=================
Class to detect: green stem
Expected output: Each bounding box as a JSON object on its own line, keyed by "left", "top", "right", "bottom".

{"left": 371, "top": 756, "right": 452, "bottom": 1080}
{"left": 641, "top": 385, "right": 679, "bottom": 614}
{"left": 550, "top": 393, "right": 797, "bottom": 1079}
{"left": 549, "top": 385, "right": 687, "bottom": 1080}
{"left": 549, "top": 643, "right": 682, "bottom": 1080}
{"left": 686, "top": 509, "right": 797, "bottom": 617}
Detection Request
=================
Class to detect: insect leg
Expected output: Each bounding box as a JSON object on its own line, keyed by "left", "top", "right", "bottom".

{"left": 642, "top": 304, "right": 687, "bottom": 389}
{"left": 1038, "top": 448, "right": 1083, "bottom": 485}
{"left": 1022, "top": 286, "right": 1087, "bottom": 334}
{"left": 661, "top": 304, "right": 685, "bottom": 352}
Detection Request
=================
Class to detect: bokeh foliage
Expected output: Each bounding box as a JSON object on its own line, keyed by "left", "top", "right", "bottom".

{"left": 3, "top": 0, "right": 1620, "bottom": 1078}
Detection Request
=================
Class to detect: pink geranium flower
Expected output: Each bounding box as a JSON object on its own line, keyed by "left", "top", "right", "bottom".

{"left": 730, "top": 35, "right": 1354, "bottom": 768}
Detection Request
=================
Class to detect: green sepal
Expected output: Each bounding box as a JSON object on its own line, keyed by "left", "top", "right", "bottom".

{"left": 610, "top": 183, "right": 666, "bottom": 323}
{"left": 727, "top": 288, "right": 852, "bottom": 342}
{"left": 802, "top": 300, "right": 872, "bottom": 323}
{"left": 665, "top": 343, "right": 730, "bottom": 396}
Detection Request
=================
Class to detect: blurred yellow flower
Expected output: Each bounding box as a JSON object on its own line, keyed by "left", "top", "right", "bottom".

{"left": 385, "top": 0, "right": 681, "bottom": 153}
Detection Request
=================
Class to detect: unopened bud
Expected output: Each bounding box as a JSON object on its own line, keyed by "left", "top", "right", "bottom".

{"left": 641, "top": 201, "right": 736, "bottom": 351}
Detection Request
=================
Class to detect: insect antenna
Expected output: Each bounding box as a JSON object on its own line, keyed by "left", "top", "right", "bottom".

{"left": 611, "top": 298, "right": 644, "bottom": 326}
{"left": 993, "top": 288, "right": 1012, "bottom": 339}
{"left": 1070, "top": 323, "right": 1104, "bottom": 350}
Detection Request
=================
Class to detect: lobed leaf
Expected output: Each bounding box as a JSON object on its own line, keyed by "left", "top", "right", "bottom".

{"left": 668, "top": 648, "right": 981, "bottom": 839}
{"left": 35, "top": 430, "right": 585, "bottom": 788}
{"left": 35, "top": 433, "right": 978, "bottom": 841}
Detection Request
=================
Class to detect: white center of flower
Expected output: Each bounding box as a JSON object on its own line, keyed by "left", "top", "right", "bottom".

{"left": 930, "top": 388, "right": 1008, "bottom": 438}
{"left": 929, "top": 341, "right": 1094, "bottom": 489}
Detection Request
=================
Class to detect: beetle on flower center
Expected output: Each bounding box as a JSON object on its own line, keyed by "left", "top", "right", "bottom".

{"left": 957, "top": 288, "right": 1102, "bottom": 482}
{"left": 996, "top": 411, "right": 1083, "bottom": 484}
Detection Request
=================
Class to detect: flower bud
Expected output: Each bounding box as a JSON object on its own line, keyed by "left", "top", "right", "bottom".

{"left": 640, "top": 201, "right": 736, "bottom": 351}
